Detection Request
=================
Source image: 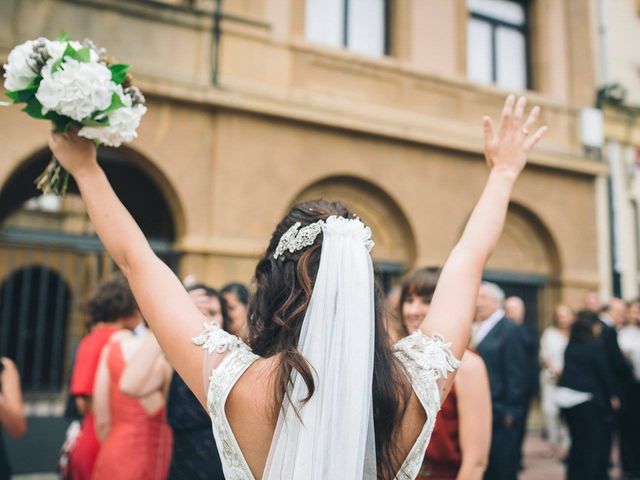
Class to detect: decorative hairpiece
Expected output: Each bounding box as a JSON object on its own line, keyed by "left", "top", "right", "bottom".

{"left": 273, "top": 216, "right": 374, "bottom": 260}
{"left": 273, "top": 221, "right": 325, "bottom": 259}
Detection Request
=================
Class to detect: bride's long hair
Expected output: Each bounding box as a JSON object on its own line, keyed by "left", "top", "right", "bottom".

{"left": 248, "top": 199, "right": 411, "bottom": 478}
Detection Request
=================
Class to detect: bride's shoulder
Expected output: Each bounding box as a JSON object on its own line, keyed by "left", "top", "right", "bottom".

{"left": 393, "top": 330, "right": 461, "bottom": 382}
{"left": 192, "top": 321, "right": 251, "bottom": 355}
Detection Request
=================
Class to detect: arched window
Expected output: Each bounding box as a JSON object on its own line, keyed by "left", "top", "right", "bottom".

{"left": 0, "top": 267, "right": 70, "bottom": 393}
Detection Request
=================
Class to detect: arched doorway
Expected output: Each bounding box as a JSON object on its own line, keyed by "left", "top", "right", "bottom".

{"left": 291, "top": 175, "right": 416, "bottom": 291}
{"left": 483, "top": 202, "right": 561, "bottom": 332}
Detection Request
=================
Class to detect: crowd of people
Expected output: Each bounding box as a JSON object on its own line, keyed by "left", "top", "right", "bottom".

{"left": 60, "top": 274, "right": 250, "bottom": 480}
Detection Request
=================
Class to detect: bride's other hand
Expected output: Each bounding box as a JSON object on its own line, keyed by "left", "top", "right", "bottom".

{"left": 482, "top": 95, "right": 547, "bottom": 179}
{"left": 48, "top": 128, "right": 98, "bottom": 177}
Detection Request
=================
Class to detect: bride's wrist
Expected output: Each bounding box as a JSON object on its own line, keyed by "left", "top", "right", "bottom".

{"left": 488, "top": 167, "right": 519, "bottom": 185}
{"left": 73, "top": 161, "right": 102, "bottom": 182}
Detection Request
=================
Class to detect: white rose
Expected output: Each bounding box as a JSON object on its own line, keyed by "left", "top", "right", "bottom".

{"left": 78, "top": 91, "right": 146, "bottom": 147}
{"left": 3, "top": 40, "right": 39, "bottom": 91}
{"left": 36, "top": 58, "right": 116, "bottom": 122}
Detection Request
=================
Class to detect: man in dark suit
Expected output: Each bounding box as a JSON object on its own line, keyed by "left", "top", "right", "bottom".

{"left": 505, "top": 296, "right": 539, "bottom": 472}
{"left": 473, "top": 283, "right": 528, "bottom": 480}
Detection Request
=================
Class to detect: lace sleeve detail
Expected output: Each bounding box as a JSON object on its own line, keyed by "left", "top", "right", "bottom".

{"left": 394, "top": 331, "right": 461, "bottom": 384}
{"left": 192, "top": 322, "right": 250, "bottom": 355}
{"left": 192, "top": 322, "right": 251, "bottom": 395}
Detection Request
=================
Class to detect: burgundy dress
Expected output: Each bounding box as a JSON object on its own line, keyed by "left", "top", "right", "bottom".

{"left": 418, "top": 384, "right": 462, "bottom": 479}
{"left": 91, "top": 341, "right": 172, "bottom": 480}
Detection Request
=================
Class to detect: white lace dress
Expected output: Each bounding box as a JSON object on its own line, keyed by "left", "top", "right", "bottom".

{"left": 192, "top": 325, "right": 460, "bottom": 480}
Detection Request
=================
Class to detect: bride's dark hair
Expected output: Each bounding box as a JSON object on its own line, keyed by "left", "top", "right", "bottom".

{"left": 248, "top": 199, "right": 411, "bottom": 479}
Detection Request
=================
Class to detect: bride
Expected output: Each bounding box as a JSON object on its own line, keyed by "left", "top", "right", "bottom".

{"left": 49, "top": 95, "right": 546, "bottom": 479}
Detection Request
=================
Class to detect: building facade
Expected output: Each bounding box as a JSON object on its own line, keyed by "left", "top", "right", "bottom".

{"left": 0, "top": 0, "right": 607, "bottom": 470}
{"left": 598, "top": 0, "right": 640, "bottom": 300}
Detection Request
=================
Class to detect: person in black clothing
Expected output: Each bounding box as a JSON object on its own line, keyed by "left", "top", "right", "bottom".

{"left": 473, "top": 283, "right": 528, "bottom": 480}
{"left": 504, "top": 296, "right": 539, "bottom": 472}
{"left": 168, "top": 284, "right": 229, "bottom": 480}
{"left": 559, "top": 310, "right": 619, "bottom": 480}
{"left": 0, "top": 357, "right": 27, "bottom": 480}
{"left": 599, "top": 300, "right": 633, "bottom": 472}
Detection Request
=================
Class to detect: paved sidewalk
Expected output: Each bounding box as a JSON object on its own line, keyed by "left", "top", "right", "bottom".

{"left": 520, "top": 433, "right": 564, "bottom": 480}
{"left": 520, "top": 432, "right": 623, "bottom": 480}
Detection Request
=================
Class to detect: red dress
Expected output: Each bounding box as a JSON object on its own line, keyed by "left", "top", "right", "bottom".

{"left": 418, "top": 384, "right": 462, "bottom": 479}
{"left": 68, "top": 325, "right": 118, "bottom": 480}
{"left": 91, "top": 341, "right": 172, "bottom": 480}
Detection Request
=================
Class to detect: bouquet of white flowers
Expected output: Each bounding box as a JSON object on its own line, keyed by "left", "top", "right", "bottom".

{"left": 2, "top": 33, "right": 146, "bottom": 195}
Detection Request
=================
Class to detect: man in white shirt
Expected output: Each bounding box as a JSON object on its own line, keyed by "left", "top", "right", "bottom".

{"left": 474, "top": 282, "right": 528, "bottom": 480}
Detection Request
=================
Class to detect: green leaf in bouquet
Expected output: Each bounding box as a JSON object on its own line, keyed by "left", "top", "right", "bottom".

{"left": 52, "top": 117, "right": 74, "bottom": 134}
{"left": 75, "top": 47, "right": 91, "bottom": 63}
{"left": 100, "top": 92, "right": 125, "bottom": 115}
{"left": 82, "top": 117, "right": 110, "bottom": 127}
{"left": 51, "top": 43, "right": 79, "bottom": 73}
{"left": 22, "top": 98, "right": 47, "bottom": 119}
{"left": 56, "top": 31, "right": 71, "bottom": 42}
{"left": 5, "top": 87, "right": 38, "bottom": 103}
{"left": 109, "top": 64, "right": 130, "bottom": 85}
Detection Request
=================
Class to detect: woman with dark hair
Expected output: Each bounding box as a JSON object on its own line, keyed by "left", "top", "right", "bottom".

{"left": 66, "top": 273, "right": 139, "bottom": 480}
{"left": 48, "top": 95, "right": 545, "bottom": 478}
{"left": 221, "top": 282, "right": 249, "bottom": 339}
{"left": 0, "top": 357, "right": 26, "bottom": 480}
{"left": 557, "top": 310, "right": 619, "bottom": 480}
{"left": 399, "top": 268, "right": 491, "bottom": 480}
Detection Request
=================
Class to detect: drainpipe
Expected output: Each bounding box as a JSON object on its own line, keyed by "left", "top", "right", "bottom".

{"left": 212, "top": 0, "right": 222, "bottom": 85}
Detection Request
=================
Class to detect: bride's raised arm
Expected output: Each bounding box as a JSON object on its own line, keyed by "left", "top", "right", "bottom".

{"left": 420, "top": 95, "right": 546, "bottom": 366}
{"left": 48, "top": 131, "right": 209, "bottom": 405}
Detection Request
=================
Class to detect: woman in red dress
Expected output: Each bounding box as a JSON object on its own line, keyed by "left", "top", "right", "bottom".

{"left": 399, "top": 268, "right": 492, "bottom": 480}
{"left": 91, "top": 326, "right": 172, "bottom": 480}
{"left": 67, "top": 273, "right": 140, "bottom": 480}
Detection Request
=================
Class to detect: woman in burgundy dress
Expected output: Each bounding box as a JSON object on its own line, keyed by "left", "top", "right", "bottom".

{"left": 399, "top": 267, "right": 492, "bottom": 480}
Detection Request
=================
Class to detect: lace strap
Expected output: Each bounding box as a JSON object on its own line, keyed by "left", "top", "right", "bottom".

{"left": 394, "top": 331, "right": 461, "bottom": 390}
{"left": 192, "top": 322, "right": 250, "bottom": 354}
{"left": 192, "top": 322, "right": 251, "bottom": 395}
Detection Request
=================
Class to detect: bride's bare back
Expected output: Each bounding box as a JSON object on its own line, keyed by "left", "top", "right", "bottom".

{"left": 220, "top": 355, "right": 425, "bottom": 479}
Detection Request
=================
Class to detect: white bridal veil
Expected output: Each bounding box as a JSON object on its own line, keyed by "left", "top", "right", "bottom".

{"left": 263, "top": 216, "right": 378, "bottom": 479}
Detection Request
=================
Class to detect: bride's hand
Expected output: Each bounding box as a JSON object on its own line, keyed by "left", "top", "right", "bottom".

{"left": 482, "top": 95, "right": 547, "bottom": 179}
{"left": 48, "top": 127, "right": 98, "bottom": 177}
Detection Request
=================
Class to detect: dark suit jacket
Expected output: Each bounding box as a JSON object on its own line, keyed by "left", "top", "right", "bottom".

{"left": 517, "top": 323, "right": 540, "bottom": 397}
{"left": 598, "top": 320, "right": 633, "bottom": 397}
{"left": 558, "top": 339, "right": 616, "bottom": 412}
{"left": 476, "top": 316, "right": 529, "bottom": 426}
